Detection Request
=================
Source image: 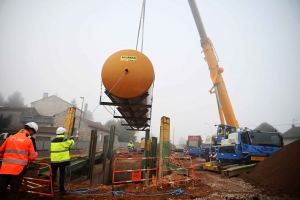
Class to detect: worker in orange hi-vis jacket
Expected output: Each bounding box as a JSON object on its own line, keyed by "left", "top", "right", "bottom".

{"left": 0, "top": 122, "right": 38, "bottom": 200}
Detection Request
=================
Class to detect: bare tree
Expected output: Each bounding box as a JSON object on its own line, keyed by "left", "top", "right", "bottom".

{"left": 71, "top": 98, "right": 77, "bottom": 107}
{"left": 255, "top": 122, "right": 280, "bottom": 133}
{"left": 0, "top": 93, "right": 5, "bottom": 106}
{"left": 85, "top": 110, "right": 94, "bottom": 121}
{"left": 0, "top": 114, "right": 12, "bottom": 133}
{"left": 105, "top": 119, "right": 136, "bottom": 142}
{"left": 5, "top": 91, "right": 25, "bottom": 107}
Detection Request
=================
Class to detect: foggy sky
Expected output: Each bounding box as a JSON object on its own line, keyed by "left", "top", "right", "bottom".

{"left": 1, "top": 0, "right": 300, "bottom": 144}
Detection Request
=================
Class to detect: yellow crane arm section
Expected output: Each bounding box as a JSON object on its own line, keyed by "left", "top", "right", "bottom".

{"left": 188, "top": 0, "right": 239, "bottom": 127}
{"left": 64, "top": 107, "right": 76, "bottom": 139}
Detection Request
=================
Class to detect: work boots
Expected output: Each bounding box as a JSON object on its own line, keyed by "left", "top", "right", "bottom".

{"left": 59, "top": 185, "right": 68, "bottom": 196}
{"left": 59, "top": 189, "right": 69, "bottom": 195}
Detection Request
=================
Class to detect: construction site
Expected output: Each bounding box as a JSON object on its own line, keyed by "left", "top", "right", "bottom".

{"left": 2, "top": 136, "right": 299, "bottom": 200}
{"left": 1, "top": 0, "right": 299, "bottom": 199}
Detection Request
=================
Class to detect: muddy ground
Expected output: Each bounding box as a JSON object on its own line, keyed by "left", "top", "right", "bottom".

{"left": 15, "top": 169, "right": 297, "bottom": 200}
{"left": 15, "top": 164, "right": 299, "bottom": 199}
{"left": 5, "top": 140, "right": 300, "bottom": 200}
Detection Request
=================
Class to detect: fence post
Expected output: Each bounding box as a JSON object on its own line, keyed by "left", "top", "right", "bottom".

{"left": 150, "top": 137, "right": 157, "bottom": 181}
{"left": 102, "top": 135, "right": 109, "bottom": 184}
{"left": 107, "top": 125, "right": 115, "bottom": 184}
{"left": 159, "top": 116, "right": 170, "bottom": 180}
{"left": 87, "top": 130, "right": 97, "bottom": 182}
{"left": 143, "top": 129, "right": 150, "bottom": 185}
{"left": 144, "top": 129, "right": 150, "bottom": 167}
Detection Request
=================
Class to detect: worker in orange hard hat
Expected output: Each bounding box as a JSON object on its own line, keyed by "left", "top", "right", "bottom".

{"left": 0, "top": 122, "right": 38, "bottom": 200}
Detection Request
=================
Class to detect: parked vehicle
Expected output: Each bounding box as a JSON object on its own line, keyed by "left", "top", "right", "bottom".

{"left": 0, "top": 133, "right": 15, "bottom": 146}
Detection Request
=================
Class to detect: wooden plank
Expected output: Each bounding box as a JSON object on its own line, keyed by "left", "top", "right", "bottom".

{"left": 222, "top": 164, "right": 257, "bottom": 177}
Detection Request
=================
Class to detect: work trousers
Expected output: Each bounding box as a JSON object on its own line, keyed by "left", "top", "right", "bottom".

{"left": 51, "top": 165, "right": 66, "bottom": 191}
{"left": 0, "top": 173, "right": 24, "bottom": 200}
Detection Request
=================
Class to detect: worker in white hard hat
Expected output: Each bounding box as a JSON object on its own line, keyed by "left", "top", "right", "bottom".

{"left": 25, "top": 122, "right": 38, "bottom": 151}
{"left": 0, "top": 122, "right": 38, "bottom": 199}
{"left": 50, "top": 127, "right": 75, "bottom": 195}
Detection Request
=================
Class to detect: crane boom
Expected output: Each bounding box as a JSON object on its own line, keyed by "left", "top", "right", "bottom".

{"left": 188, "top": 0, "right": 239, "bottom": 128}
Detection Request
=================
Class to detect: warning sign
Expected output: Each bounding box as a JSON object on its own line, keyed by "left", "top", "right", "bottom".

{"left": 120, "top": 55, "right": 137, "bottom": 62}
{"left": 132, "top": 170, "right": 141, "bottom": 182}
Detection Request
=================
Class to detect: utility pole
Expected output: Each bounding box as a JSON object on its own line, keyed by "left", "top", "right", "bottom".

{"left": 75, "top": 97, "right": 84, "bottom": 149}
{"left": 173, "top": 128, "right": 175, "bottom": 149}
{"left": 78, "top": 97, "right": 84, "bottom": 130}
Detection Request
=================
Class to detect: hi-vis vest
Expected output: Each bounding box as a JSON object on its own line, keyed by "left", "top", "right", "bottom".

{"left": 50, "top": 134, "right": 75, "bottom": 166}
{"left": 0, "top": 129, "right": 38, "bottom": 175}
{"left": 127, "top": 142, "right": 134, "bottom": 149}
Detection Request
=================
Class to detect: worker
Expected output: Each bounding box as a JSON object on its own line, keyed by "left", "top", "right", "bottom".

{"left": 127, "top": 140, "right": 134, "bottom": 153}
{"left": 183, "top": 148, "right": 188, "bottom": 156}
{"left": 50, "top": 127, "right": 75, "bottom": 196}
{"left": 226, "top": 130, "right": 230, "bottom": 139}
{"left": 0, "top": 122, "right": 38, "bottom": 200}
{"left": 218, "top": 126, "right": 224, "bottom": 135}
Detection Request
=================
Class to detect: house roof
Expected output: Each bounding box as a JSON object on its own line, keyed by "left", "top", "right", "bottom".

{"left": 86, "top": 120, "right": 119, "bottom": 135}
{"left": 2, "top": 126, "right": 58, "bottom": 134}
{"left": 282, "top": 125, "right": 300, "bottom": 138}
{"left": 3, "top": 121, "right": 119, "bottom": 136}
{"left": 0, "top": 107, "right": 31, "bottom": 111}
{"left": 30, "top": 95, "right": 73, "bottom": 106}
{"left": 0, "top": 107, "right": 43, "bottom": 116}
{"left": 31, "top": 95, "right": 83, "bottom": 117}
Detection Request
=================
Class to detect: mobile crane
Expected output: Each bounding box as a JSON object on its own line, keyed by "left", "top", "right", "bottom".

{"left": 187, "top": 0, "right": 283, "bottom": 164}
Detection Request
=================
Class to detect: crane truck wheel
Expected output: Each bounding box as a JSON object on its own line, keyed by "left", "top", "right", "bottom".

{"left": 205, "top": 155, "right": 210, "bottom": 162}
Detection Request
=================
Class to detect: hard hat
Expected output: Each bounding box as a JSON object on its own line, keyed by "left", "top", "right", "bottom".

{"left": 25, "top": 122, "right": 38, "bottom": 133}
{"left": 56, "top": 127, "right": 66, "bottom": 134}
{"left": 130, "top": 140, "right": 132, "bottom": 142}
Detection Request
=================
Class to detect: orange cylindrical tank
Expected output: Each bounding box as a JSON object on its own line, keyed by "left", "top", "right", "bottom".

{"left": 101, "top": 49, "right": 155, "bottom": 99}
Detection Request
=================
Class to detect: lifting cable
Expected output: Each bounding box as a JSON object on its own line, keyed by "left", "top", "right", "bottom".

{"left": 102, "top": 1, "right": 147, "bottom": 126}
{"left": 135, "top": 0, "right": 146, "bottom": 52}
{"left": 135, "top": 0, "right": 154, "bottom": 131}
{"left": 77, "top": 72, "right": 126, "bottom": 132}
{"left": 101, "top": 1, "right": 147, "bottom": 124}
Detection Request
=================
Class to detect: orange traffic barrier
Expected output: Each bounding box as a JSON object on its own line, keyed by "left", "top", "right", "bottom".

{"left": 161, "top": 156, "right": 195, "bottom": 187}
{"left": 21, "top": 162, "right": 54, "bottom": 197}
{"left": 112, "top": 157, "right": 158, "bottom": 188}
{"left": 0, "top": 160, "right": 54, "bottom": 197}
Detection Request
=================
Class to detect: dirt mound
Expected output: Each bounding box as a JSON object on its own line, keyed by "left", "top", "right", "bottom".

{"left": 240, "top": 139, "right": 300, "bottom": 198}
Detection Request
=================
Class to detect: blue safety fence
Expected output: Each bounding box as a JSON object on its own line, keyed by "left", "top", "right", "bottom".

{"left": 65, "top": 188, "right": 191, "bottom": 197}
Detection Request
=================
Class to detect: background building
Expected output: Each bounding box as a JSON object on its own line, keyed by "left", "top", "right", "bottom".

{"left": 282, "top": 124, "right": 300, "bottom": 145}
{"left": 0, "top": 93, "right": 118, "bottom": 142}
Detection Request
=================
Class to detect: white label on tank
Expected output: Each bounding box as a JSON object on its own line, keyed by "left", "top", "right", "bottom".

{"left": 120, "top": 55, "right": 137, "bottom": 62}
